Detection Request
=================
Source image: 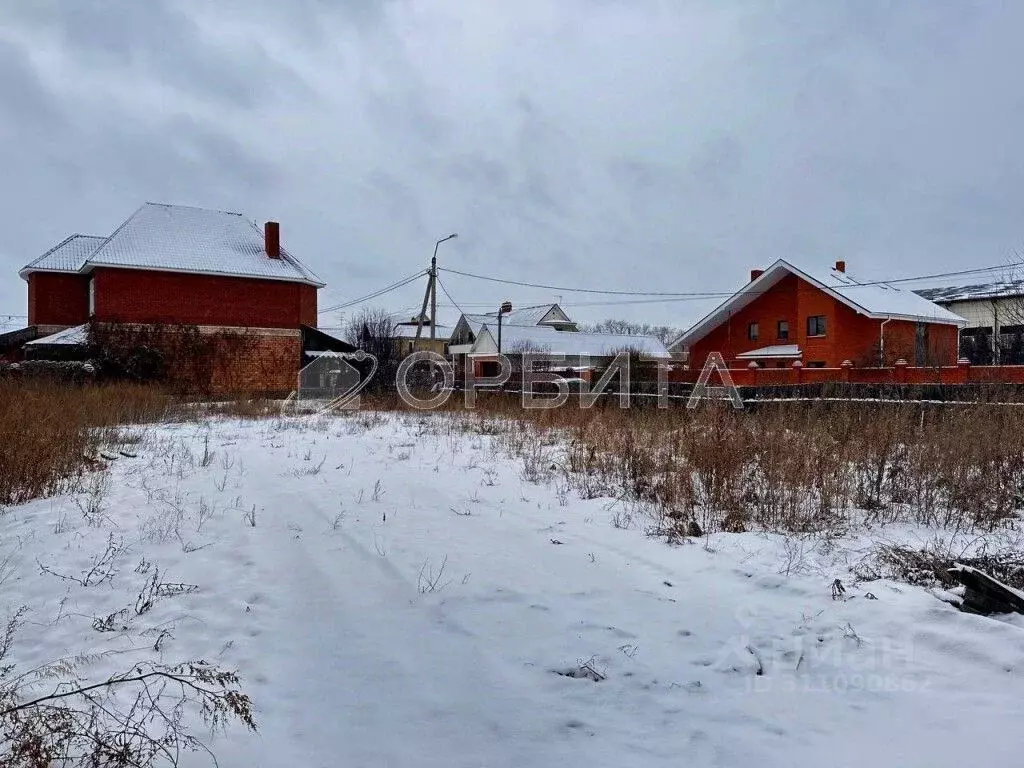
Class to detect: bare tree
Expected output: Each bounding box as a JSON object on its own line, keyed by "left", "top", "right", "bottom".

{"left": 344, "top": 307, "right": 402, "bottom": 392}
{"left": 993, "top": 264, "right": 1024, "bottom": 364}
{"left": 580, "top": 319, "right": 682, "bottom": 345}
{"left": 506, "top": 340, "right": 553, "bottom": 374}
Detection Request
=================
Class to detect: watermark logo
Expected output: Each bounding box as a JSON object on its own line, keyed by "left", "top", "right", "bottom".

{"left": 396, "top": 351, "right": 455, "bottom": 410}
{"left": 714, "top": 604, "right": 927, "bottom": 694}
{"left": 284, "top": 350, "right": 378, "bottom": 416}
{"left": 687, "top": 352, "right": 743, "bottom": 410}
{"left": 282, "top": 349, "right": 741, "bottom": 415}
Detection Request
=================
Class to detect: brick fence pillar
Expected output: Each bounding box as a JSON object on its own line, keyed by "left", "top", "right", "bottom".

{"left": 894, "top": 358, "right": 908, "bottom": 384}
{"left": 841, "top": 359, "right": 853, "bottom": 383}
{"left": 791, "top": 359, "right": 803, "bottom": 386}
{"left": 957, "top": 357, "right": 971, "bottom": 384}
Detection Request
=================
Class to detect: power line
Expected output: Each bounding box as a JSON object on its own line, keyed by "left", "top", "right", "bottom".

{"left": 435, "top": 277, "right": 466, "bottom": 316}
{"left": 318, "top": 270, "right": 428, "bottom": 315}
{"left": 440, "top": 262, "right": 1024, "bottom": 299}
{"left": 317, "top": 259, "right": 1024, "bottom": 319}
{"left": 439, "top": 267, "right": 719, "bottom": 296}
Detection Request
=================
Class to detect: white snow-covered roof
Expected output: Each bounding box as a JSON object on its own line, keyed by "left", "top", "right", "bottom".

{"left": 393, "top": 323, "right": 452, "bottom": 339}
{"left": 19, "top": 235, "right": 106, "bottom": 275}
{"left": 24, "top": 324, "right": 89, "bottom": 346}
{"left": 457, "top": 304, "right": 576, "bottom": 337}
{"left": 915, "top": 280, "right": 1024, "bottom": 303}
{"left": 470, "top": 324, "right": 670, "bottom": 359}
{"left": 670, "top": 259, "right": 967, "bottom": 350}
{"left": 735, "top": 344, "right": 802, "bottom": 359}
{"left": 0, "top": 315, "right": 26, "bottom": 336}
{"left": 797, "top": 263, "right": 966, "bottom": 323}
{"left": 20, "top": 203, "right": 323, "bottom": 287}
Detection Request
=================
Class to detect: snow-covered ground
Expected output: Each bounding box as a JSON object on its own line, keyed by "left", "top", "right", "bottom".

{"left": 2, "top": 411, "right": 1023, "bottom": 767}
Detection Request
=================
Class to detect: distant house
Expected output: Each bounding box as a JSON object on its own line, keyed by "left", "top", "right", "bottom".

{"left": 392, "top": 315, "right": 452, "bottom": 356}
{"left": 671, "top": 260, "right": 966, "bottom": 369}
{"left": 2, "top": 202, "right": 328, "bottom": 391}
{"left": 447, "top": 303, "right": 669, "bottom": 378}
{"left": 915, "top": 280, "right": 1024, "bottom": 364}
{"left": 448, "top": 304, "right": 577, "bottom": 358}
{"left": 465, "top": 323, "right": 670, "bottom": 378}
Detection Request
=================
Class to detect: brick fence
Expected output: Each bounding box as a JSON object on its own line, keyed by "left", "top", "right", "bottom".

{"left": 668, "top": 359, "right": 1024, "bottom": 387}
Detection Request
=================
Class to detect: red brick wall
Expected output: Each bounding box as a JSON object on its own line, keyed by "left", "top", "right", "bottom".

{"left": 880, "top": 320, "right": 959, "bottom": 366}
{"left": 795, "top": 278, "right": 836, "bottom": 365}
{"left": 93, "top": 324, "right": 301, "bottom": 394}
{"left": 689, "top": 274, "right": 800, "bottom": 365}
{"left": 687, "top": 273, "right": 960, "bottom": 368}
{"left": 210, "top": 332, "right": 301, "bottom": 394}
{"left": 91, "top": 268, "right": 317, "bottom": 329}
{"left": 27, "top": 273, "right": 90, "bottom": 326}
{"left": 298, "top": 284, "right": 317, "bottom": 327}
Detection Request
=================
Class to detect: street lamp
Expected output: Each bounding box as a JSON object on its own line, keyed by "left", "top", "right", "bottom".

{"left": 421, "top": 231, "right": 458, "bottom": 339}
{"left": 433, "top": 233, "right": 458, "bottom": 262}
{"left": 497, "top": 300, "right": 513, "bottom": 354}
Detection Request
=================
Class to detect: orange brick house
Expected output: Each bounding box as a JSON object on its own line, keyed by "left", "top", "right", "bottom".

{"left": 4, "top": 203, "right": 328, "bottom": 391}
{"left": 670, "top": 260, "right": 967, "bottom": 369}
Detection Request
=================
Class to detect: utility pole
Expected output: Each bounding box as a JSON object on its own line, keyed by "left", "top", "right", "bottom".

{"left": 430, "top": 254, "right": 438, "bottom": 340}
{"left": 416, "top": 233, "right": 457, "bottom": 341}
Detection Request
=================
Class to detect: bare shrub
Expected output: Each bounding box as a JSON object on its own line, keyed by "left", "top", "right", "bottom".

{"left": 417, "top": 556, "right": 450, "bottom": 593}
{"left": 0, "top": 660, "right": 255, "bottom": 767}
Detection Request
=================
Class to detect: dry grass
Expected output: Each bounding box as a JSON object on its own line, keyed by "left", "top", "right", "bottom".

{"left": 426, "top": 394, "right": 1024, "bottom": 535}
{"left": 0, "top": 382, "right": 172, "bottom": 506}
{"left": 6, "top": 381, "right": 1023, "bottom": 537}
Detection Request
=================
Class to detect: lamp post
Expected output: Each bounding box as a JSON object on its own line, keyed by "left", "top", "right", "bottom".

{"left": 429, "top": 233, "right": 457, "bottom": 340}
{"left": 497, "top": 300, "right": 513, "bottom": 355}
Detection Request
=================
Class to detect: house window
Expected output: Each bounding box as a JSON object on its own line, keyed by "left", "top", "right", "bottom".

{"left": 806, "top": 315, "right": 826, "bottom": 337}
{"left": 777, "top": 320, "right": 789, "bottom": 340}
{"left": 747, "top": 322, "right": 759, "bottom": 341}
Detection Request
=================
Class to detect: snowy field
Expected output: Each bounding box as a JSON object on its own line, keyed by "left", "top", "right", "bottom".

{"left": 2, "top": 410, "right": 1023, "bottom": 767}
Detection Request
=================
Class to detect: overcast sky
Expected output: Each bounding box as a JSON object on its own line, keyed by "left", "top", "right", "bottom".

{"left": 1, "top": 0, "right": 1021, "bottom": 331}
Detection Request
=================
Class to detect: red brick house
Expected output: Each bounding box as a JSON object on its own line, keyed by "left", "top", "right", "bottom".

{"left": 4, "top": 202, "right": 329, "bottom": 390}
{"left": 671, "top": 260, "right": 967, "bottom": 370}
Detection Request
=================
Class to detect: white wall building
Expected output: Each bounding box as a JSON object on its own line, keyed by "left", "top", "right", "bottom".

{"left": 916, "top": 281, "right": 1024, "bottom": 364}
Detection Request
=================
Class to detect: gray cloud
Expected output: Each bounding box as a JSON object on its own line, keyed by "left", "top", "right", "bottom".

{"left": 1, "top": 1, "right": 1022, "bottom": 329}
{"left": 5, "top": 1, "right": 310, "bottom": 109}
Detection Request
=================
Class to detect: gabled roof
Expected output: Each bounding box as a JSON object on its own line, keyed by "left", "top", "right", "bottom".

{"left": 454, "top": 303, "right": 576, "bottom": 339}
{"left": 915, "top": 280, "right": 1024, "bottom": 304}
{"left": 471, "top": 323, "right": 670, "bottom": 359}
{"left": 19, "top": 235, "right": 106, "bottom": 276}
{"left": 20, "top": 203, "right": 324, "bottom": 287}
{"left": 670, "top": 259, "right": 967, "bottom": 351}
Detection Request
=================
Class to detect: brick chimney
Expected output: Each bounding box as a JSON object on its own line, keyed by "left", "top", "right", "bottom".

{"left": 834, "top": 260, "right": 846, "bottom": 273}
{"left": 265, "top": 221, "right": 281, "bottom": 259}
{"left": 750, "top": 268, "right": 764, "bottom": 282}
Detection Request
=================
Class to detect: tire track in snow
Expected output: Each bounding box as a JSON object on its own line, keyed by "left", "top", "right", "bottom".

{"left": 226, "top": 483, "right": 618, "bottom": 768}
